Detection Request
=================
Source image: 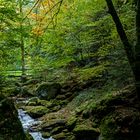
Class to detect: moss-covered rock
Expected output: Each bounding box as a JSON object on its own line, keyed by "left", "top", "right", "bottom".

{"left": 0, "top": 98, "right": 27, "bottom": 140}
{"left": 53, "top": 132, "right": 66, "bottom": 140}
{"left": 56, "top": 94, "right": 66, "bottom": 100}
{"left": 42, "top": 132, "right": 51, "bottom": 138}
{"left": 39, "top": 100, "right": 53, "bottom": 107}
{"left": 73, "top": 124, "right": 100, "bottom": 140}
{"left": 36, "top": 82, "right": 61, "bottom": 100}
{"left": 100, "top": 107, "right": 140, "bottom": 140}
{"left": 40, "top": 119, "right": 66, "bottom": 137}
{"left": 26, "top": 97, "right": 40, "bottom": 106}
{"left": 26, "top": 106, "right": 48, "bottom": 118}
{"left": 66, "top": 115, "right": 77, "bottom": 130}
{"left": 51, "top": 126, "right": 65, "bottom": 135}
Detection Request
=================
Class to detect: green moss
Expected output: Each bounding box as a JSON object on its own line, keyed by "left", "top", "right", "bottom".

{"left": 100, "top": 115, "right": 119, "bottom": 140}
{"left": 39, "top": 100, "right": 53, "bottom": 107}
{"left": 42, "top": 132, "right": 51, "bottom": 138}
{"left": 25, "top": 132, "right": 34, "bottom": 140}
{"left": 26, "top": 106, "right": 48, "bottom": 118}
{"left": 53, "top": 132, "right": 66, "bottom": 140}
{"left": 100, "top": 108, "right": 140, "bottom": 140}
{"left": 66, "top": 115, "right": 77, "bottom": 130}
{"left": 73, "top": 124, "right": 100, "bottom": 140}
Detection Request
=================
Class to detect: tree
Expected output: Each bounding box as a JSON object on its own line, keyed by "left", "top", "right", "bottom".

{"left": 19, "top": 0, "right": 25, "bottom": 77}
{"left": 105, "top": 0, "right": 140, "bottom": 99}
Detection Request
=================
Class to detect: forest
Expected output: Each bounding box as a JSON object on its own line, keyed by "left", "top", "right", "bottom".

{"left": 0, "top": 0, "right": 140, "bottom": 140}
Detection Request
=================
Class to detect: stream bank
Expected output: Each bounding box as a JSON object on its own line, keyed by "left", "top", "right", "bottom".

{"left": 1, "top": 77, "right": 140, "bottom": 140}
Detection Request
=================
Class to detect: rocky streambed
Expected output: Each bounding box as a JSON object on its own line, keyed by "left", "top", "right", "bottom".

{"left": 15, "top": 96, "right": 100, "bottom": 140}
{"left": 13, "top": 81, "right": 140, "bottom": 140}
{"left": 18, "top": 109, "right": 54, "bottom": 140}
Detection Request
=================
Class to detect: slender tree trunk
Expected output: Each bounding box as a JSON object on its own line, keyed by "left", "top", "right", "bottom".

{"left": 19, "top": 0, "right": 25, "bottom": 77}
{"left": 21, "top": 33, "right": 25, "bottom": 76}
{"left": 105, "top": 0, "right": 140, "bottom": 99}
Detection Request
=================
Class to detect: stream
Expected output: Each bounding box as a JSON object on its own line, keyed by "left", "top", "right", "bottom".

{"left": 18, "top": 109, "right": 54, "bottom": 140}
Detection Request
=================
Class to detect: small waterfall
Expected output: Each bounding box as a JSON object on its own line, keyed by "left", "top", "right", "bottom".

{"left": 18, "top": 109, "right": 54, "bottom": 140}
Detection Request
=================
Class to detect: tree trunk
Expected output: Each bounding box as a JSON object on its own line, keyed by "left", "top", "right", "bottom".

{"left": 133, "top": 0, "right": 140, "bottom": 98}
{"left": 19, "top": 0, "right": 25, "bottom": 77}
{"left": 105, "top": 0, "right": 134, "bottom": 65}
{"left": 105, "top": 0, "right": 140, "bottom": 99}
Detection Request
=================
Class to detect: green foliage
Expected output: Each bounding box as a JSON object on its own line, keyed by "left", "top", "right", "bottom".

{"left": 0, "top": 0, "right": 135, "bottom": 88}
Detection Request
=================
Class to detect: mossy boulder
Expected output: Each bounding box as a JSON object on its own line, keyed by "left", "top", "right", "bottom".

{"left": 56, "top": 94, "right": 66, "bottom": 100}
{"left": 51, "top": 126, "right": 65, "bottom": 135}
{"left": 26, "top": 97, "right": 40, "bottom": 106}
{"left": 42, "top": 132, "right": 51, "bottom": 138}
{"left": 53, "top": 132, "right": 66, "bottom": 140}
{"left": 39, "top": 100, "right": 53, "bottom": 107}
{"left": 66, "top": 115, "right": 77, "bottom": 130}
{"left": 100, "top": 107, "right": 140, "bottom": 140}
{"left": 73, "top": 124, "right": 100, "bottom": 140}
{"left": 26, "top": 106, "right": 49, "bottom": 118}
{"left": 41, "top": 119, "right": 66, "bottom": 132}
{"left": 0, "top": 98, "right": 27, "bottom": 140}
{"left": 36, "top": 82, "right": 61, "bottom": 100}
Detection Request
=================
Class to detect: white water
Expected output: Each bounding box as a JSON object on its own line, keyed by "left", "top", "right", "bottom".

{"left": 18, "top": 109, "right": 54, "bottom": 140}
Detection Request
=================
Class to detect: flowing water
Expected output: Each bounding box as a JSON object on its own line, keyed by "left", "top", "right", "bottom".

{"left": 18, "top": 109, "right": 54, "bottom": 140}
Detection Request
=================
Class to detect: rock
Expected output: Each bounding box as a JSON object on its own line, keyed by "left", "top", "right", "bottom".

{"left": 73, "top": 125, "right": 100, "bottom": 140}
{"left": 25, "top": 132, "right": 34, "bottom": 140}
{"left": 42, "top": 132, "right": 51, "bottom": 138}
{"left": 39, "top": 100, "right": 53, "bottom": 107}
{"left": 100, "top": 107, "right": 140, "bottom": 140}
{"left": 56, "top": 95, "right": 66, "bottom": 100}
{"left": 26, "top": 106, "right": 49, "bottom": 118}
{"left": 36, "top": 82, "right": 61, "bottom": 100}
{"left": 51, "top": 105, "right": 61, "bottom": 112}
{"left": 0, "top": 98, "right": 27, "bottom": 139}
{"left": 65, "top": 92, "right": 73, "bottom": 98}
{"left": 66, "top": 115, "right": 77, "bottom": 130}
{"left": 53, "top": 132, "right": 66, "bottom": 140}
{"left": 41, "top": 119, "right": 66, "bottom": 131}
{"left": 26, "top": 97, "right": 40, "bottom": 106}
{"left": 51, "top": 126, "right": 65, "bottom": 135}
{"left": 3, "top": 87, "right": 20, "bottom": 97}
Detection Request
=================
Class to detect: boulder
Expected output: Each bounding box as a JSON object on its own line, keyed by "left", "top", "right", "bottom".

{"left": 36, "top": 82, "right": 61, "bottom": 100}
{"left": 73, "top": 124, "right": 100, "bottom": 140}
{"left": 66, "top": 115, "right": 77, "bottom": 130}
{"left": 100, "top": 107, "right": 140, "bottom": 140}
{"left": 26, "top": 106, "right": 49, "bottom": 118}
{"left": 51, "top": 126, "right": 65, "bottom": 135}
{"left": 0, "top": 98, "right": 27, "bottom": 140}
{"left": 42, "top": 132, "right": 51, "bottom": 138}
{"left": 41, "top": 119, "right": 66, "bottom": 132}
{"left": 26, "top": 97, "right": 40, "bottom": 106}
{"left": 53, "top": 132, "right": 66, "bottom": 140}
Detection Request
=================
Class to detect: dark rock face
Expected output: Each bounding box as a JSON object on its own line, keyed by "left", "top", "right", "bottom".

{"left": 0, "top": 98, "right": 26, "bottom": 140}
{"left": 36, "top": 83, "right": 61, "bottom": 100}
